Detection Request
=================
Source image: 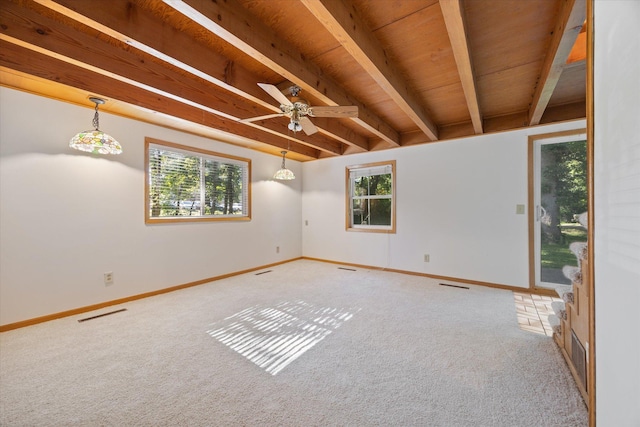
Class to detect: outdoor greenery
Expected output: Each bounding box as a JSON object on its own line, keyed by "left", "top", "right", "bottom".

{"left": 541, "top": 226, "right": 587, "bottom": 269}
{"left": 541, "top": 139, "right": 587, "bottom": 240}
{"left": 352, "top": 173, "right": 392, "bottom": 225}
{"left": 148, "top": 146, "right": 246, "bottom": 218}
{"left": 540, "top": 139, "right": 587, "bottom": 271}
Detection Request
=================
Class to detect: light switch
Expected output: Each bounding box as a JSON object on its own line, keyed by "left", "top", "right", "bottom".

{"left": 516, "top": 204, "right": 525, "bottom": 215}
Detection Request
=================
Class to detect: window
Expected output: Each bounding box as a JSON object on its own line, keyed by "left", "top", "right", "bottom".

{"left": 145, "top": 139, "right": 251, "bottom": 223}
{"left": 346, "top": 160, "right": 395, "bottom": 233}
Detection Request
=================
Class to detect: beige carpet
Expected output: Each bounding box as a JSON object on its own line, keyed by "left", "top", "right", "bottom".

{"left": 0, "top": 260, "right": 587, "bottom": 426}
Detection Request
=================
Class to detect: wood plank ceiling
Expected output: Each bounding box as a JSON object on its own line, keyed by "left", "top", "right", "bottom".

{"left": 0, "top": 0, "right": 586, "bottom": 161}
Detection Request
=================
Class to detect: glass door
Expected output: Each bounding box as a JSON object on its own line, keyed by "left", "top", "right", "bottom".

{"left": 531, "top": 131, "right": 587, "bottom": 289}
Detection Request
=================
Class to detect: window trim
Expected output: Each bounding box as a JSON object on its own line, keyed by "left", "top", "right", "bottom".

{"left": 345, "top": 160, "right": 396, "bottom": 233}
{"left": 145, "top": 138, "right": 251, "bottom": 224}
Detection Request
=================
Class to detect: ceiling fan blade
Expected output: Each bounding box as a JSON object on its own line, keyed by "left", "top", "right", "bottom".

{"left": 299, "top": 116, "right": 318, "bottom": 135}
{"left": 308, "top": 106, "right": 358, "bottom": 118}
{"left": 257, "top": 83, "right": 293, "bottom": 106}
{"left": 239, "top": 113, "right": 283, "bottom": 123}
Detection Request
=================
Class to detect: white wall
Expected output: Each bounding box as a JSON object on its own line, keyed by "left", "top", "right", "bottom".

{"left": 594, "top": 1, "right": 640, "bottom": 425}
{"left": 302, "top": 120, "right": 585, "bottom": 288}
{"left": 0, "top": 88, "right": 302, "bottom": 326}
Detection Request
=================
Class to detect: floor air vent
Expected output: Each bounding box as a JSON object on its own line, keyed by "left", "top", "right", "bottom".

{"left": 255, "top": 270, "right": 273, "bottom": 275}
{"left": 571, "top": 331, "right": 587, "bottom": 388}
{"left": 78, "top": 308, "right": 127, "bottom": 323}
{"left": 439, "top": 283, "right": 469, "bottom": 290}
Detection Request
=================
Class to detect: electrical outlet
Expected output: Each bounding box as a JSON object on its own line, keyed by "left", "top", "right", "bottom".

{"left": 276, "top": 246, "right": 280, "bottom": 254}
{"left": 424, "top": 254, "right": 430, "bottom": 263}
{"left": 104, "top": 271, "right": 113, "bottom": 285}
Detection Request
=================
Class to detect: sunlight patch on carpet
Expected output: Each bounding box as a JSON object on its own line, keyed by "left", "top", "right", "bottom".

{"left": 207, "top": 300, "right": 359, "bottom": 375}
{"left": 513, "top": 292, "right": 560, "bottom": 336}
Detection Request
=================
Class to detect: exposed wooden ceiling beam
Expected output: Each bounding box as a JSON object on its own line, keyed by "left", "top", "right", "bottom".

{"left": 0, "top": 1, "right": 341, "bottom": 156}
{"left": 440, "top": 0, "right": 483, "bottom": 134}
{"left": 300, "top": 0, "right": 439, "bottom": 142}
{"left": 35, "top": 0, "right": 368, "bottom": 153}
{"left": 0, "top": 39, "right": 321, "bottom": 158}
{"left": 1, "top": 0, "right": 587, "bottom": 159}
{"left": 35, "top": 0, "right": 274, "bottom": 107}
{"left": 540, "top": 100, "right": 586, "bottom": 124}
{"left": 528, "top": 0, "right": 586, "bottom": 125}
{"left": 165, "top": 0, "right": 401, "bottom": 146}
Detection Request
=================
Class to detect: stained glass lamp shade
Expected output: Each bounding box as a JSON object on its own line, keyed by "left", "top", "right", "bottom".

{"left": 273, "top": 151, "right": 295, "bottom": 180}
{"left": 69, "top": 97, "right": 122, "bottom": 155}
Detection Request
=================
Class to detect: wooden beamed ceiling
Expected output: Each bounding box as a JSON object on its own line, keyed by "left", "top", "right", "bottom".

{"left": 0, "top": 0, "right": 586, "bottom": 161}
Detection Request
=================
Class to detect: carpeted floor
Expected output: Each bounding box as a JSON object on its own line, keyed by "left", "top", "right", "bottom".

{"left": 0, "top": 259, "right": 587, "bottom": 426}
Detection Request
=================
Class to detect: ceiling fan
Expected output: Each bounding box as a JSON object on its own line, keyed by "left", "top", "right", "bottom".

{"left": 241, "top": 83, "right": 358, "bottom": 135}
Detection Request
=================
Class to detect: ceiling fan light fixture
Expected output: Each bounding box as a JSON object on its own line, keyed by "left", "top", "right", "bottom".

{"left": 273, "top": 150, "right": 295, "bottom": 180}
{"left": 287, "top": 120, "right": 303, "bottom": 132}
{"left": 69, "top": 97, "right": 122, "bottom": 155}
{"left": 249, "top": 83, "right": 356, "bottom": 137}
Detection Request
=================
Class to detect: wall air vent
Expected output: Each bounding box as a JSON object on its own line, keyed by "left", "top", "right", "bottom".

{"left": 571, "top": 330, "right": 587, "bottom": 388}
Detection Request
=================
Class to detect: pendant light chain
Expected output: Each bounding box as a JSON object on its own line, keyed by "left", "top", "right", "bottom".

{"left": 92, "top": 103, "right": 100, "bottom": 131}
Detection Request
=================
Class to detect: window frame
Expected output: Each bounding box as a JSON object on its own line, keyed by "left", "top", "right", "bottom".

{"left": 145, "top": 138, "right": 251, "bottom": 224}
{"left": 345, "top": 160, "right": 396, "bottom": 233}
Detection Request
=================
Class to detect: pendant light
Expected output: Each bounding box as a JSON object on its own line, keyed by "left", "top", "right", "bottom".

{"left": 273, "top": 150, "right": 295, "bottom": 180}
{"left": 69, "top": 97, "right": 122, "bottom": 155}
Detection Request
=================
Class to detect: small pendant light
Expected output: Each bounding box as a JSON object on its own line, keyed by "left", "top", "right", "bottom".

{"left": 273, "top": 150, "right": 295, "bottom": 180}
{"left": 69, "top": 97, "right": 122, "bottom": 155}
